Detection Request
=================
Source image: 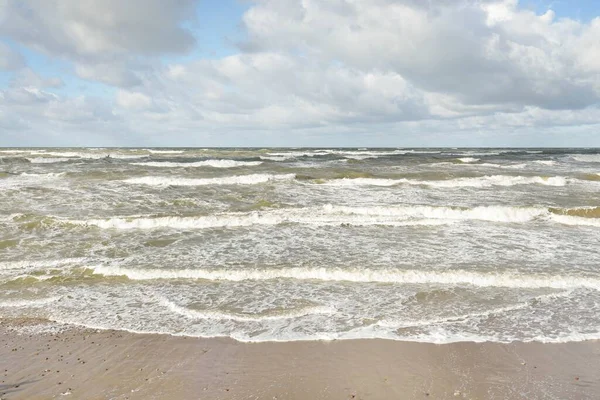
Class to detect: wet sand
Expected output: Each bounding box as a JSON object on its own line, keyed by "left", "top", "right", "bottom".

{"left": 1, "top": 318, "right": 599, "bottom": 400}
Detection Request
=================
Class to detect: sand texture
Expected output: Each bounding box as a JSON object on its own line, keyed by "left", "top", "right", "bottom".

{"left": 1, "top": 319, "right": 599, "bottom": 400}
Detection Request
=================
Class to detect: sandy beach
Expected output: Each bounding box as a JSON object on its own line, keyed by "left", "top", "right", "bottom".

{"left": 1, "top": 318, "right": 598, "bottom": 400}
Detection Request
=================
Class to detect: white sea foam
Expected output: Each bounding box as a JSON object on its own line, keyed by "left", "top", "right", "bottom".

{"left": 572, "top": 154, "right": 600, "bottom": 163}
{"left": 0, "top": 296, "right": 61, "bottom": 308}
{"left": 69, "top": 204, "right": 599, "bottom": 230}
{"left": 377, "top": 304, "right": 532, "bottom": 329}
{"left": 433, "top": 162, "right": 528, "bottom": 169}
{"left": 0, "top": 258, "right": 88, "bottom": 271}
{"left": 27, "top": 151, "right": 145, "bottom": 159}
{"left": 533, "top": 160, "right": 556, "bottom": 166}
{"left": 70, "top": 209, "right": 451, "bottom": 230}
{"left": 265, "top": 149, "right": 411, "bottom": 159}
{"left": 122, "top": 173, "right": 295, "bottom": 186}
{"left": 145, "top": 149, "right": 184, "bottom": 154}
{"left": 0, "top": 172, "right": 65, "bottom": 188}
{"left": 323, "top": 175, "right": 567, "bottom": 188}
{"left": 448, "top": 152, "right": 501, "bottom": 156}
{"left": 550, "top": 214, "right": 600, "bottom": 227}
{"left": 457, "top": 157, "right": 480, "bottom": 163}
{"left": 476, "top": 163, "right": 528, "bottom": 169}
{"left": 27, "top": 157, "right": 70, "bottom": 164}
{"left": 259, "top": 155, "right": 291, "bottom": 161}
{"left": 160, "top": 298, "right": 334, "bottom": 322}
{"left": 91, "top": 265, "right": 600, "bottom": 290}
{"left": 0, "top": 149, "right": 33, "bottom": 154}
{"left": 135, "top": 160, "right": 262, "bottom": 168}
{"left": 324, "top": 205, "right": 546, "bottom": 223}
{"left": 377, "top": 291, "right": 573, "bottom": 329}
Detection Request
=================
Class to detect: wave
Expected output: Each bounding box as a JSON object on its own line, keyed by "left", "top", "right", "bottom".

{"left": 550, "top": 214, "right": 600, "bottom": 227}
{"left": 70, "top": 210, "right": 450, "bottom": 230}
{"left": 549, "top": 206, "right": 600, "bottom": 219}
{"left": 0, "top": 296, "right": 61, "bottom": 308}
{"left": 457, "top": 157, "right": 480, "bottom": 163}
{"left": 321, "top": 175, "right": 568, "bottom": 188}
{"left": 145, "top": 149, "right": 184, "bottom": 154}
{"left": 0, "top": 258, "right": 88, "bottom": 271}
{"left": 122, "top": 173, "right": 295, "bottom": 186}
{"left": 323, "top": 204, "right": 546, "bottom": 222}
{"left": 571, "top": 154, "right": 600, "bottom": 163}
{"left": 90, "top": 265, "right": 600, "bottom": 290}
{"left": 0, "top": 172, "right": 65, "bottom": 188}
{"left": 160, "top": 298, "right": 334, "bottom": 322}
{"left": 477, "top": 163, "right": 527, "bottom": 169}
{"left": 430, "top": 162, "right": 527, "bottom": 169}
{"left": 67, "top": 205, "right": 600, "bottom": 230}
{"left": 27, "top": 157, "right": 71, "bottom": 164}
{"left": 448, "top": 152, "right": 501, "bottom": 156}
{"left": 377, "top": 291, "right": 573, "bottom": 329}
{"left": 259, "top": 155, "right": 291, "bottom": 161}
{"left": 264, "top": 149, "right": 414, "bottom": 160}
{"left": 0, "top": 149, "right": 33, "bottom": 154}
{"left": 27, "top": 151, "right": 145, "bottom": 159}
{"left": 533, "top": 160, "right": 556, "bottom": 166}
{"left": 134, "top": 160, "right": 262, "bottom": 168}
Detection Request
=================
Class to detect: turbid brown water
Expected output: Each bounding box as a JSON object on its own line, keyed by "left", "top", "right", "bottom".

{"left": 1, "top": 147, "right": 600, "bottom": 343}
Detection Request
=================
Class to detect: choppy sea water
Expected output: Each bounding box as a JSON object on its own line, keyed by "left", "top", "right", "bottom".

{"left": 1, "top": 147, "right": 600, "bottom": 343}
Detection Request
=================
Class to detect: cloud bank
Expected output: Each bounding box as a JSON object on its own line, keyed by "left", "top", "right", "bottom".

{"left": 0, "top": 0, "right": 599, "bottom": 146}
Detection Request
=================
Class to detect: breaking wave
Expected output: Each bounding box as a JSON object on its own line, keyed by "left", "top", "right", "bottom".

{"left": 145, "top": 149, "right": 184, "bottom": 154}
{"left": 0, "top": 297, "right": 61, "bottom": 308}
{"left": 160, "top": 298, "right": 334, "bottom": 322}
{"left": 457, "top": 157, "right": 480, "bottom": 163}
{"left": 91, "top": 265, "right": 600, "bottom": 290}
{"left": 571, "top": 154, "right": 600, "bottom": 163}
{"left": 321, "top": 175, "right": 568, "bottom": 188}
{"left": 134, "top": 160, "right": 263, "bottom": 168}
{"left": 67, "top": 205, "right": 600, "bottom": 230}
{"left": 27, "top": 157, "right": 71, "bottom": 164}
{"left": 122, "top": 173, "right": 295, "bottom": 186}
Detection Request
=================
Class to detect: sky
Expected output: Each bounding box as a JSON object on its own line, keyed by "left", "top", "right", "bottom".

{"left": 1, "top": 0, "right": 600, "bottom": 147}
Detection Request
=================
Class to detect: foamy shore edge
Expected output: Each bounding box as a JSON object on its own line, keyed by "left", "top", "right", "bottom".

{"left": 2, "top": 318, "right": 599, "bottom": 399}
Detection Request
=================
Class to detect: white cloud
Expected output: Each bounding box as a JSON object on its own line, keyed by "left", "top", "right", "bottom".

{"left": 240, "top": 0, "right": 600, "bottom": 112}
{"left": 0, "top": 0, "right": 196, "bottom": 87}
{"left": 75, "top": 62, "right": 141, "bottom": 87}
{"left": 0, "top": 42, "right": 24, "bottom": 70}
{"left": 0, "top": 0, "right": 197, "bottom": 58}
{"left": 116, "top": 90, "right": 153, "bottom": 110}
{"left": 1, "top": 0, "right": 600, "bottom": 146}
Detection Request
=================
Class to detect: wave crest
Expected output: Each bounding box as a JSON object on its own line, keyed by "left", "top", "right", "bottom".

{"left": 91, "top": 265, "right": 600, "bottom": 289}
{"left": 123, "top": 173, "right": 294, "bottom": 186}
{"left": 135, "top": 160, "right": 262, "bottom": 168}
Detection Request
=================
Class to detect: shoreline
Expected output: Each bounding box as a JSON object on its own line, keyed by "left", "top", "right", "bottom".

{"left": 2, "top": 318, "right": 599, "bottom": 399}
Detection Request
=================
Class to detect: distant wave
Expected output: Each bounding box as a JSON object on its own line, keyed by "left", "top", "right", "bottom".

{"left": 25, "top": 150, "right": 145, "bottom": 159}
{"left": 122, "top": 173, "right": 294, "bottom": 186}
{"left": 259, "top": 155, "right": 291, "bottom": 161}
{"left": 456, "top": 157, "right": 480, "bottom": 163}
{"left": 263, "top": 149, "right": 420, "bottom": 160}
{"left": 27, "top": 157, "right": 71, "bottom": 164}
{"left": 571, "top": 154, "right": 600, "bottom": 163}
{"left": 320, "top": 175, "right": 568, "bottom": 188}
{"left": 145, "top": 149, "right": 184, "bottom": 154}
{"left": 533, "top": 160, "right": 556, "bottom": 166}
{"left": 91, "top": 265, "right": 600, "bottom": 290}
{"left": 134, "top": 160, "right": 263, "bottom": 168}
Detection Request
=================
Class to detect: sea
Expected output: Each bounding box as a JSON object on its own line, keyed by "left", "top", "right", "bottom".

{"left": 1, "top": 147, "right": 599, "bottom": 343}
